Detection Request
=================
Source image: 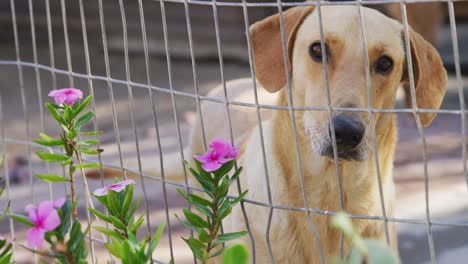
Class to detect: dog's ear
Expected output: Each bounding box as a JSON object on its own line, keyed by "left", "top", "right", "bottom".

{"left": 250, "top": 6, "right": 314, "bottom": 93}
{"left": 402, "top": 28, "right": 447, "bottom": 127}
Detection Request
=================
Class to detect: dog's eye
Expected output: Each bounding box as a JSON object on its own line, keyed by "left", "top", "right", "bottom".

{"left": 375, "top": 56, "right": 393, "bottom": 74}
{"left": 309, "top": 42, "right": 328, "bottom": 62}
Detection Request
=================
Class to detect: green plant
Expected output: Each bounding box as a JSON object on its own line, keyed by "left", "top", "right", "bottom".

{"left": 91, "top": 179, "right": 165, "bottom": 263}
{"left": 177, "top": 138, "right": 248, "bottom": 264}
{"left": 331, "top": 212, "right": 398, "bottom": 264}
{"left": 33, "top": 90, "right": 102, "bottom": 217}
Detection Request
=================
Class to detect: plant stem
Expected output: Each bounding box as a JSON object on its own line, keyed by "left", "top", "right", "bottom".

{"left": 69, "top": 159, "right": 77, "bottom": 218}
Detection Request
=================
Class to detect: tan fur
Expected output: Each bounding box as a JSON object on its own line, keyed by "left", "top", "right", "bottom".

{"left": 87, "top": 6, "right": 447, "bottom": 263}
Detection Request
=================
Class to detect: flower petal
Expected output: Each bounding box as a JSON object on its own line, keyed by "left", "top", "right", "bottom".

{"left": 93, "top": 187, "right": 108, "bottom": 196}
{"left": 217, "top": 157, "right": 233, "bottom": 164}
{"left": 108, "top": 182, "right": 126, "bottom": 193}
{"left": 42, "top": 209, "right": 61, "bottom": 231}
{"left": 201, "top": 161, "right": 222, "bottom": 172}
{"left": 209, "top": 138, "right": 231, "bottom": 157}
{"left": 37, "top": 200, "right": 54, "bottom": 221}
{"left": 64, "top": 94, "right": 79, "bottom": 105}
{"left": 27, "top": 227, "right": 46, "bottom": 248}
{"left": 47, "top": 90, "right": 61, "bottom": 97}
{"left": 193, "top": 150, "right": 213, "bottom": 163}
{"left": 227, "top": 147, "right": 238, "bottom": 159}
{"left": 53, "top": 198, "right": 66, "bottom": 209}
{"left": 25, "top": 204, "right": 38, "bottom": 223}
{"left": 54, "top": 94, "right": 67, "bottom": 104}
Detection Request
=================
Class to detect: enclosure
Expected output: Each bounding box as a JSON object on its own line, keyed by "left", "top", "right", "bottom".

{"left": 1, "top": 0, "right": 468, "bottom": 263}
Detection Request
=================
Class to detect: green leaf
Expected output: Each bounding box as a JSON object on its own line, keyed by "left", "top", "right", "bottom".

{"left": 216, "top": 231, "right": 247, "bottom": 243}
{"left": 64, "top": 105, "right": 73, "bottom": 122}
{"left": 214, "top": 160, "right": 235, "bottom": 178}
{"left": 217, "top": 199, "right": 232, "bottom": 221}
{"left": 193, "top": 203, "right": 212, "bottom": 218}
{"left": 75, "top": 112, "right": 94, "bottom": 129}
{"left": 129, "top": 214, "right": 145, "bottom": 235}
{"left": 210, "top": 247, "right": 224, "bottom": 258}
{"left": 222, "top": 244, "right": 249, "bottom": 264}
{"left": 229, "top": 167, "right": 243, "bottom": 185}
{"left": 175, "top": 214, "right": 198, "bottom": 232}
{"left": 146, "top": 223, "right": 165, "bottom": 257}
{"left": 66, "top": 128, "right": 77, "bottom": 138}
{"left": 105, "top": 240, "right": 122, "bottom": 258}
{"left": 348, "top": 239, "right": 398, "bottom": 264}
{"left": 198, "top": 229, "right": 211, "bottom": 243}
{"left": 231, "top": 190, "right": 248, "bottom": 206}
{"left": 189, "top": 194, "right": 212, "bottom": 207}
{"left": 36, "top": 173, "right": 69, "bottom": 183}
{"left": 38, "top": 133, "right": 54, "bottom": 141}
{"left": 93, "top": 226, "right": 125, "bottom": 241}
{"left": 32, "top": 138, "right": 64, "bottom": 147}
{"left": 35, "top": 151, "right": 69, "bottom": 162}
{"left": 89, "top": 207, "right": 112, "bottom": 223}
{"left": 182, "top": 237, "right": 206, "bottom": 261}
{"left": 110, "top": 215, "right": 127, "bottom": 231}
{"left": 122, "top": 184, "right": 134, "bottom": 218}
{"left": 183, "top": 208, "right": 209, "bottom": 228}
{"left": 78, "top": 130, "right": 102, "bottom": 136}
{"left": 46, "top": 103, "right": 66, "bottom": 125}
{"left": 176, "top": 188, "right": 189, "bottom": 201}
{"left": 73, "top": 95, "right": 93, "bottom": 117}
{"left": 77, "top": 139, "right": 99, "bottom": 146}
{"left": 61, "top": 158, "right": 73, "bottom": 166}
{"left": 9, "top": 213, "right": 34, "bottom": 227}
{"left": 75, "top": 163, "right": 101, "bottom": 169}
{"left": 67, "top": 220, "right": 88, "bottom": 252}
{"left": 217, "top": 177, "right": 230, "bottom": 200}
{"left": 77, "top": 148, "right": 103, "bottom": 155}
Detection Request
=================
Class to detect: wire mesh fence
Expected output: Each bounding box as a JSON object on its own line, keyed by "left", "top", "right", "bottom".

{"left": 0, "top": 0, "right": 468, "bottom": 263}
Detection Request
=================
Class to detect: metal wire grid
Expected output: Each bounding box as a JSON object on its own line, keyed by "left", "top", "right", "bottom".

{"left": 0, "top": 0, "right": 466, "bottom": 263}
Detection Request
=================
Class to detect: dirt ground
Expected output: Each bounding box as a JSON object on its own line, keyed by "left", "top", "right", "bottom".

{"left": 1, "top": 8, "right": 468, "bottom": 264}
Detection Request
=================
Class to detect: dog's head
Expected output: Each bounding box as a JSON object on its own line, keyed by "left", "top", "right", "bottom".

{"left": 250, "top": 6, "right": 447, "bottom": 161}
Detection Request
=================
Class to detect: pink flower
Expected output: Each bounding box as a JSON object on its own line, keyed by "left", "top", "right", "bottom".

{"left": 25, "top": 198, "right": 65, "bottom": 248}
{"left": 194, "top": 138, "right": 238, "bottom": 172}
{"left": 48, "top": 88, "right": 83, "bottom": 105}
{"left": 93, "top": 179, "right": 135, "bottom": 196}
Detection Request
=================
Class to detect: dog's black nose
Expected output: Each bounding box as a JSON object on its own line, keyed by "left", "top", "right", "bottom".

{"left": 329, "top": 115, "right": 365, "bottom": 152}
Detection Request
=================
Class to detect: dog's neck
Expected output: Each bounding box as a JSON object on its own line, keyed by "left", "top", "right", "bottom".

{"left": 271, "top": 89, "right": 397, "bottom": 212}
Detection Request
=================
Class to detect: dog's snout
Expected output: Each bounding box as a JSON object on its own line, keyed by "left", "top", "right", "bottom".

{"left": 329, "top": 115, "right": 365, "bottom": 151}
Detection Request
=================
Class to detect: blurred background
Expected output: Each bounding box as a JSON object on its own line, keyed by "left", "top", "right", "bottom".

{"left": 1, "top": 1, "right": 468, "bottom": 263}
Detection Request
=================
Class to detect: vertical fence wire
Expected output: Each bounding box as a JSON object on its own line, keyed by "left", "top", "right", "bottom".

{"left": 0, "top": 82, "right": 17, "bottom": 261}
{"left": 117, "top": 0, "right": 153, "bottom": 239}
{"left": 183, "top": 0, "right": 208, "bottom": 151}
{"left": 59, "top": 0, "right": 74, "bottom": 87}
{"left": 447, "top": 1, "right": 468, "bottom": 190}
{"left": 10, "top": 0, "right": 36, "bottom": 210}
{"left": 96, "top": 0, "right": 127, "bottom": 180}
{"left": 355, "top": 0, "right": 391, "bottom": 245}
{"left": 314, "top": 1, "right": 346, "bottom": 257}
{"left": 27, "top": 0, "right": 55, "bottom": 202}
{"left": 276, "top": 2, "right": 324, "bottom": 263}
{"left": 399, "top": 2, "right": 437, "bottom": 263}
{"left": 44, "top": 0, "right": 57, "bottom": 91}
{"left": 136, "top": 0, "right": 175, "bottom": 260}
{"left": 77, "top": 0, "right": 112, "bottom": 260}
{"left": 157, "top": 0, "right": 197, "bottom": 262}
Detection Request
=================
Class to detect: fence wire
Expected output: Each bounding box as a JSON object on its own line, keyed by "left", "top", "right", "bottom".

{"left": 0, "top": 0, "right": 467, "bottom": 263}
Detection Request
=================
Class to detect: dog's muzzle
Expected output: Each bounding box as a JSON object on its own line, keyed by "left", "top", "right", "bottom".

{"left": 324, "top": 114, "right": 366, "bottom": 161}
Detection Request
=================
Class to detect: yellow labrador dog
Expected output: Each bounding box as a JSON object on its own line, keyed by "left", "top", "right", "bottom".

{"left": 90, "top": 5, "right": 447, "bottom": 263}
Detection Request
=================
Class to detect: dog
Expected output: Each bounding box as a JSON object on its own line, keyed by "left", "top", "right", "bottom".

{"left": 88, "top": 5, "right": 447, "bottom": 263}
